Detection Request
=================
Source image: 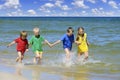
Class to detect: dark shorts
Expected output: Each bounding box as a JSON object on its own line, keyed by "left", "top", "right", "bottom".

{"left": 63, "top": 47, "right": 72, "bottom": 51}
{"left": 17, "top": 50, "right": 26, "bottom": 55}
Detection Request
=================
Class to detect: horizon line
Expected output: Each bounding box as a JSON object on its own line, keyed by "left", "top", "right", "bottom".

{"left": 0, "top": 16, "right": 120, "bottom": 17}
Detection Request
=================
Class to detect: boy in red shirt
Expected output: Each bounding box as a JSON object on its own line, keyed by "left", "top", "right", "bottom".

{"left": 7, "top": 31, "right": 29, "bottom": 63}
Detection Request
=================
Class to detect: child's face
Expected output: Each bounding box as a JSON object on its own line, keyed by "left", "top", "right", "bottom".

{"left": 67, "top": 30, "right": 73, "bottom": 36}
{"left": 78, "top": 28, "right": 84, "bottom": 35}
{"left": 34, "top": 31, "right": 39, "bottom": 36}
{"left": 21, "top": 36, "right": 26, "bottom": 40}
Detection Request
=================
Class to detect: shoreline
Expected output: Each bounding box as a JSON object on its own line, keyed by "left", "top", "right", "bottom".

{"left": 0, "top": 63, "right": 120, "bottom": 80}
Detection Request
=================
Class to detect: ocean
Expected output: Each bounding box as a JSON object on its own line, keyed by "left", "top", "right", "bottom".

{"left": 0, "top": 17, "right": 120, "bottom": 80}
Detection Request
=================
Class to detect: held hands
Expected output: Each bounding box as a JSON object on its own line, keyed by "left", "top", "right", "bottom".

{"left": 26, "top": 49, "right": 29, "bottom": 52}
{"left": 48, "top": 43, "right": 54, "bottom": 48}
{"left": 49, "top": 40, "right": 60, "bottom": 48}
{"left": 48, "top": 42, "right": 56, "bottom": 48}
{"left": 75, "top": 41, "right": 81, "bottom": 45}
{"left": 77, "top": 42, "right": 81, "bottom": 45}
{"left": 45, "top": 40, "right": 60, "bottom": 48}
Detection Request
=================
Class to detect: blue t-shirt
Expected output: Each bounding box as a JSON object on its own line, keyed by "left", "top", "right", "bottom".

{"left": 60, "top": 34, "right": 74, "bottom": 50}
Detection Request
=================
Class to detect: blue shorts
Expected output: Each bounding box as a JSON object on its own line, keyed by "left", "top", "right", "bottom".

{"left": 63, "top": 47, "right": 72, "bottom": 51}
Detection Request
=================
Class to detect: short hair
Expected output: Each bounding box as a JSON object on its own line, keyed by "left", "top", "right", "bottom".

{"left": 20, "top": 31, "right": 27, "bottom": 37}
{"left": 78, "top": 27, "right": 84, "bottom": 31}
{"left": 33, "top": 27, "right": 39, "bottom": 33}
{"left": 67, "top": 27, "right": 74, "bottom": 33}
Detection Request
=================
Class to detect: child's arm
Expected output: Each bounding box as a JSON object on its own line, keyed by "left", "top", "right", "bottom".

{"left": 26, "top": 44, "right": 29, "bottom": 52}
{"left": 51, "top": 40, "right": 61, "bottom": 47}
{"left": 86, "top": 38, "right": 90, "bottom": 46}
{"left": 7, "top": 41, "right": 16, "bottom": 47}
{"left": 44, "top": 40, "right": 52, "bottom": 47}
{"left": 75, "top": 36, "right": 81, "bottom": 45}
{"left": 75, "top": 41, "right": 81, "bottom": 45}
{"left": 26, "top": 44, "right": 29, "bottom": 49}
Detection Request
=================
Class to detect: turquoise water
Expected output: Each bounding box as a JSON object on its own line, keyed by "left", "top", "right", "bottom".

{"left": 0, "top": 17, "right": 120, "bottom": 80}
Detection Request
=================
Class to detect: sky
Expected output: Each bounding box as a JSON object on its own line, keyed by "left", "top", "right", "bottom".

{"left": 0, "top": 0, "right": 120, "bottom": 16}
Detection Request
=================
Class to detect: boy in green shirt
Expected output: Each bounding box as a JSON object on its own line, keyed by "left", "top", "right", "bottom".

{"left": 29, "top": 27, "right": 51, "bottom": 64}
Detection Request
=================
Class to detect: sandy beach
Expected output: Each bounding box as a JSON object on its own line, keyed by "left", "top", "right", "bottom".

{"left": 0, "top": 72, "right": 27, "bottom": 80}
{"left": 0, "top": 62, "right": 120, "bottom": 80}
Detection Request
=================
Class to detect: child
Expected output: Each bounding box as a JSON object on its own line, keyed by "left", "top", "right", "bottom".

{"left": 7, "top": 31, "right": 29, "bottom": 63}
{"left": 29, "top": 27, "right": 51, "bottom": 64}
{"left": 51, "top": 27, "right": 74, "bottom": 61}
{"left": 75, "top": 27, "right": 89, "bottom": 61}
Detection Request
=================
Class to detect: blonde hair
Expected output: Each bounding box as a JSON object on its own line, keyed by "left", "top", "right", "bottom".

{"left": 33, "top": 27, "right": 39, "bottom": 33}
{"left": 20, "top": 31, "right": 27, "bottom": 37}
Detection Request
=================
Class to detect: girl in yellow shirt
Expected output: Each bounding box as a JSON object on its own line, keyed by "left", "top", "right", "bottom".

{"left": 75, "top": 27, "right": 89, "bottom": 61}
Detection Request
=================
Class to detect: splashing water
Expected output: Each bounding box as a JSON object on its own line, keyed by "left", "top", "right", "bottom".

{"left": 41, "top": 52, "right": 102, "bottom": 67}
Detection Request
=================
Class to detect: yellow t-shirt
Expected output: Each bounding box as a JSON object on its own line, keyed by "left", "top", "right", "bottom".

{"left": 77, "top": 33, "right": 88, "bottom": 53}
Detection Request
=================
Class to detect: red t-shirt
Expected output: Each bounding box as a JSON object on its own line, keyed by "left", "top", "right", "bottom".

{"left": 14, "top": 37, "right": 28, "bottom": 51}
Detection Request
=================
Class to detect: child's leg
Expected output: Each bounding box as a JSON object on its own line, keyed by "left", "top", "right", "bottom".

{"left": 83, "top": 51, "right": 88, "bottom": 61}
{"left": 33, "top": 57, "right": 36, "bottom": 64}
{"left": 33, "top": 51, "right": 40, "bottom": 64}
{"left": 16, "top": 50, "right": 24, "bottom": 63}
{"left": 39, "top": 52, "right": 43, "bottom": 59}
{"left": 21, "top": 55, "right": 24, "bottom": 60}
{"left": 17, "top": 52, "right": 22, "bottom": 63}
{"left": 64, "top": 48, "right": 70, "bottom": 60}
{"left": 16, "top": 57, "right": 19, "bottom": 62}
{"left": 78, "top": 53, "right": 83, "bottom": 61}
{"left": 16, "top": 55, "right": 24, "bottom": 62}
{"left": 38, "top": 52, "right": 43, "bottom": 64}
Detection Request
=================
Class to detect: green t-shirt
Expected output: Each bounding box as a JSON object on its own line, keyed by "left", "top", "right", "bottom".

{"left": 29, "top": 35, "right": 45, "bottom": 52}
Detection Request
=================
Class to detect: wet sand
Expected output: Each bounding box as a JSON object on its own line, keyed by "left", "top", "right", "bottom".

{"left": 0, "top": 72, "right": 27, "bottom": 80}
{"left": 0, "top": 63, "right": 120, "bottom": 80}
